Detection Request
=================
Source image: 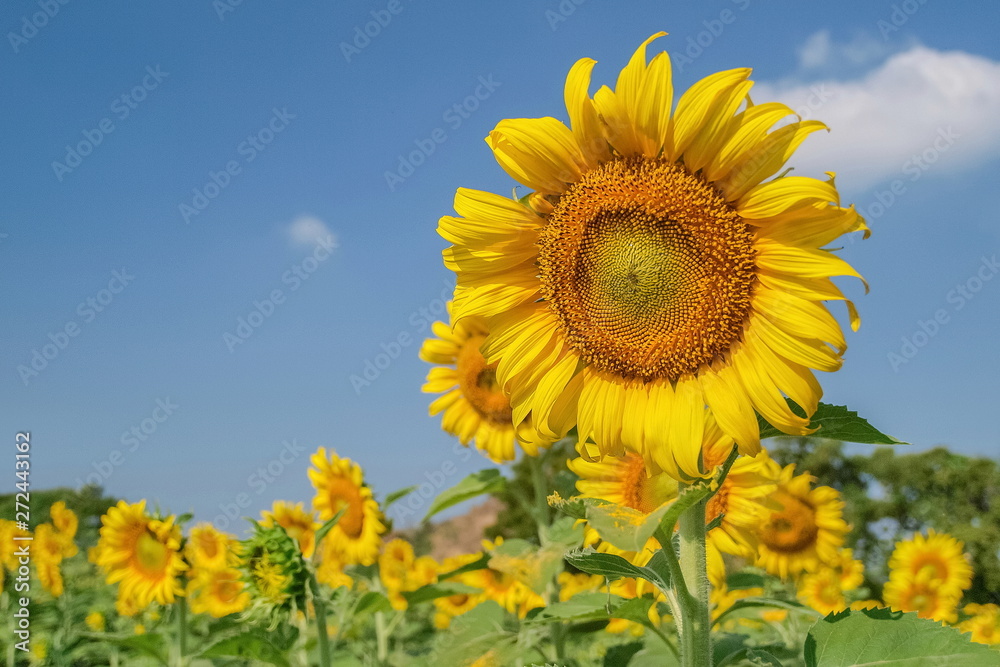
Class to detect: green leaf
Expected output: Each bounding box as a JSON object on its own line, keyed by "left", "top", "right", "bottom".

{"left": 548, "top": 492, "right": 611, "bottom": 521}
{"left": 312, "top": 504, "right": 348, "bottom": 553}
{"left": 758, "top": 401, "right": 907, "bottom": 444}
{"left": 489, "top": 538, "right": 564, "bottom": 594}
{"left": 804, "top": 607, "right": 999, "bottom": 666}
{"left": 402, "top": 581, "right": 481, "bottom": 606}
{"left": 437, "top": 552, "right": 490, "bottom": 581}
{"left": 104, "top": 634, "right": 168, "bottom": 665}
{"left": 563, "top": 548, "right": 671, "bottom": 594}
{"left": 603, "top": 641, "right": 644, "bottom": 667}
{"left": 610, "top": 596, "right": 658, "bottom": 626}
{"left": 726, "top": 571, "right": 767, "bottom": 590}
{"left": 424, "top": 469, "right": 506, "bottom": 521}
{"left": 530, "top": 593, "right": 625, "bottom": 623}
{"left": 199, "top": 632, "right": 291, "bottom": 667}
{"left": 713, "top": 596, "right": 821, "bottom": 626}
{"left": 586, "top": 496, "right": 675, "bottom": 552}
{"left": 353, "top": 591, "right": 392, "bottom": 616}
{"left": 383, "top": 485, "right": 417, "bottom": 510}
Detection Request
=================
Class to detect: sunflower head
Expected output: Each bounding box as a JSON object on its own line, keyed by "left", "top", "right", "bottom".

{"left": 959, "top": 603, "right": 1000, "bottom": 646}
{"left": 440, "top": 33, "right": 867, "bottom": 481}
{"left": 49, "top": 501, "right": 79, "bottom": 556}
{"left": 239, "top": 522, "right": 308, "bottom": 627}
{"left": 883, "top": 576, "right": 961, "bottom": 624}
{"left": 260, "top": 501, "right": 318, "bottom": 559}
{"left": 886, "top": 529, "right": 973, "bottom": 597}
{"left": 185, "top": 523, "right": 237, "bottom": 573}
{"left": 96, "top": 500, "right": 187, "bottom": 609}
{"left": 754, "top": 463, "right": 848, "bottom": 579}
{"left": 308, "top": 447, "right": 385, "bottom": 566}
{"left": 85, "top": 611, "right": 106, "bottom": 632}
{"left": 187, "top": 567, "right": 251, "bottom": 618}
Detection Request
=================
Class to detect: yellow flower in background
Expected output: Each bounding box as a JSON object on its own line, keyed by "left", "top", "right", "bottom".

{"left": 883, "top": 576, "right": 961, "bottom": 624}
{"left": 0, "top": 519, "right": 32, "bottom": 574}
{"left": 187, "top": 567, "right": 251, "bottom": 618}
{"left": 605, "top": 576, "right": 666, "bottom": 636}
{"left": 260, "top": 501, "right": 318, "bottom": 559}
{"left": 315, "top": 544, "right": 355, "bottom": 591}
{"left": 754, "top": 462, "right": 848, "bottom": 579}
{"left": 185, "top": 523, "right": 237, "bottom": 572}
{"left": 959, "top": 603, "right": 1000, "bottom": 646}
{"left": 115, "top": 590, "right": 143, "bottom": 618}
{"left": 378, "top": 539, "right": 438, "bottom": 610}
{"left": 249, "top": 551, "right": 291, "bottom": 606}
{"left": 34, "top": 523, "right": 67, "bottom": 596}
{"left": 36, "top": 556, "right": 64, "bottom": 598}
{"left": 886, "top": 530, "right": 973, "bottom": 597}
{"left": 85, "top": 611, "right": 106, "bottom": 632}
{"left": 797, "top": 566, "right": 847, "bottom": 615}
{"left": 439, "top": 32, "right": 867, "bottom": 481}
{"left": 831, "top": 548, "right": 865, "bottom": 591}
{"left": 96, "top": 500, "right": 187, "bottom": 608}
{"left": 558, "top": 571, "right": 604, "bottom": 601}
{"left": 433, "top": 552, "right": 486, "bottom": 629}
{"left": 421, "top": 305, "right": 552, "bottom": 463}
{"left": 308, "top": 447, "right": 385, "bottom": 566}
{"left": 49, "top": 501, "right": 79, "bottom": 558}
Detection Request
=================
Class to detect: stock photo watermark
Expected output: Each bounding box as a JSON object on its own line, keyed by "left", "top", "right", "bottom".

{"left": 384, "top": 75, "right": 502, "bottom": 192}
{"left": 386, "top": 442, "right": 474, "bottom": 524}
{"left": 50, "top": 65, "right": 169, "bottom": 182}
{"left": 179, "top": 107, "right": 295, "bottom": 224}
{"left": 877, "top": 0, "right": 929, "bottom": 40}
{"left": 887, "top": 254, "right": 998, "bottom": 372}
{"left": 671, "top": 0, "right": 752, "bottom": 73}
{"left": 340, "top": 0, "right": 410, "bottom": 63}
{"left": 7, "top": 0, "right": 72, "bottom": 53}
{"left": 75, "top": 398, "right": 180, "bottom": 488}
{"left": 16, "top": 268, "right": 135, "bottom": 386}
{"left": 222, "top": 233, "right": 338, "bottom": 352}
{"left": 544, "top": 0, "right": 590, "bottom": 31}
{"left": 212, "top": 438, "right": 308, "bottom": 530}
{"left": 349, "top": 280, "right": 452, "bottom": 395}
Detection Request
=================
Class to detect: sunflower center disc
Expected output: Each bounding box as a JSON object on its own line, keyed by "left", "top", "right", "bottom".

{"left": 135, "top": 531, "right": 169, "bottom": 574}
{"left": 760, "top": 492, "right": 819, "bottom": 553}
{"left": 538, "top": 156, "right": 756, "bottom": 382}
{"left": 324, "top": 479, "right": 366, "bottom": 538}
{"left": 457, "top": 334, "right": 514, "bottom": 425}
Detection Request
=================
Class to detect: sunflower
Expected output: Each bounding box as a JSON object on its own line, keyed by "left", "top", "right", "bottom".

{"left": 959, "top": 603, "right": 1000, "bottom": 646}
{"left": 883, "top": 576, "right": 961, "bottom": 624}
{"left": 421, "top": 305, "right": 550, "bottom": 463}
{"left": 378, "top": 539, "right": 438, "bottom": 610}
{"left": 315, "top": 542, "right": 355, "bottom": 591}
{"left": 886, "top": 530, "right": 973, "bottom": 597}
{"left": 96, "top": 500, "right": 187, "bottom": 608}
{"left": 754, "top": 462, "right": 848, "bottom": 579}
{"left": 439, "top": 33, "right": 867, "bottom": 480}
{"left": 260, "top": 501, "right": 318, "bottom": 559}
{"left": 308, "top": 447, "right": 385, "bottom": 566}
{"left": 185, "top": 523, "right": 237, "bottom": 572}
{"left": 187, "top": 567, "right": 251, "bottom": 618}
{"left": 558, "top": 571, "right": 604, "bottom": 601}
{"left": 797, "top": 566, "right": 848, "bottom": 615}
{"left": 85, "top": 611, "right": 106, "bottom": 632}
{"left": 434, "top": 552, "right": 487, "bottom": 629}
{"left": 33, "top": 523, "right": 66, "bottom": 597}
{"left": 49, "top": 501, "right": 79, "bottom": 558}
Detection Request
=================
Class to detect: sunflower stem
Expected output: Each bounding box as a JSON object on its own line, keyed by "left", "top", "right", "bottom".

{"left": 527, "top": 451, "right": 567, "bottom": 663}
{"left": 308, "top": 573, "right": 333, "bottom": 667}
{"left": 676, "top": 485, "right": 712, "bottom": 667}
{"left": 174, "top": 597, "right": 187, "bottom": 667}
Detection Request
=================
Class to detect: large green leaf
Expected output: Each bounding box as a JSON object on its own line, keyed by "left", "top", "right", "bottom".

{"left": 563, "top": 548, "right": 670, "bottom": 593}
{"left": 758, "top": 401, "right": 907, "bottom": 444}
{"left": 713, "top": 596, "right": 821, "bottom": 626}
{"left": 529, "top": 593, "right": 626, "bottom": 623}
{"left": 199, "top": 632, "right": 291, "bottom": 667}
{"left": 424, "top": 469, "right": 506, "bottom": 521}
{"left": 382, "top": 485, "right": 417, "bottom": 510}
{"left": 804, "top": 608, "right": 999, "bottom": 666}
{"left": 104, "top": 634, "right": 168, "bottom": 665}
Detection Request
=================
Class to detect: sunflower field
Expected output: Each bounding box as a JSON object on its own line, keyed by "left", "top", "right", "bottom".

{"left": 5, "top": 32, "right": 1000, "bottom": 667}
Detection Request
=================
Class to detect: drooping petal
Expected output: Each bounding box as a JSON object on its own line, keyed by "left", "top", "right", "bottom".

{"left": 488, "top": 118, "right": 587, "bottom": 194}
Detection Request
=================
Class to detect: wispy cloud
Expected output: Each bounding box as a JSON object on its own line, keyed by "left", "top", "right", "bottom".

{"left": 757, "top": 44, "right": 1000, "bottom": 195}
{"left": 286, "top": 215, "right": 335, "bottom": 247}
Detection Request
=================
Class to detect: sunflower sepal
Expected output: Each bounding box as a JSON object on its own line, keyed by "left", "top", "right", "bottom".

{"left": 563, "top": 547, "right": 671, "bottom": 595}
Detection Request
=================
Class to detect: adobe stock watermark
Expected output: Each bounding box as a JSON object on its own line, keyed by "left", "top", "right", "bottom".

{"left": 384, "top": 74, "right": 502, "bottom": 192}
{"left": 75, "top": 398, "right": 180, "bottom": 488}
{"left": 877, "top": 0, "right": 929, "bottom": 41}
{"left": 340, "top": 0, "right": 410, "bottom": 63}
{"left": 544, "top": 0, "right": 590, "bottom": 31}
{"left": 349, "top": 280, "right": 452, "bottom": 395}
{"left": 51, "top": 65, "right": 169, "bottom": 182}
{"left": 212, "top": 438, "right": 308, "bottom": 531}
{"left": 16, "top": 268, "right": 135, "bottom": 386}
{"left": 671, "top": 0, "right": 752, "bottom": 73}
{"left": 213, "top": 0, "right": 249, "bottom": 21}
{"left": 222, "top": 233, "right": 338, "bottom": 352}
{"left": 179, "top": 107, "right": 295, "bottom": 224}
{"left": 386, "top": 442, "right": 474, "bottom": 524}
{"left": 856, "top": 126, "right": 959, "bottom": 228}
{"left": 7, "top": 0, "right": 72, "bottom": 53}
{"left": 887, "top": 254, "right": 998, "bottom": 372}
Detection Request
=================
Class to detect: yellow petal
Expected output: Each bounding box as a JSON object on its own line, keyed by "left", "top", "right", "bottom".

{"left": 679, "top": 77, "right": 754, "bottom": 172}
{"left": 754, "top": 287, "right": 847, "bottom": 355}
{"left": 719, "top": 120, "right": 828, "bottom": 201}
{"left": 564, "top": 57, "right": 611, "bottom": 165}
{"left": 667, "top": 68, "right": 752, "bottom": 161}
{"left": 738, "top": 174, "right": 839, "bottom": 219}
{"left": 593, "top": 85, "right": 642, "bottom": 156}
{"left": 703, "top": 102, "right": 796, "bottom": 182}
{"left": 732, "top": 342, "right": 813, "bottom": 436}
{"left": 755, "top": 241, "right": 868, "bottom": 292}
{"left": 487, "top": 117, "right": 586, "bottom": 194}
{"left": 756, "top": 204, "right": 870, "bottom": 248}
{"left": 751, "top": 313, "right": 842, "bottom": 373}
{"left": 700, "top": 362, "right": 760, "bottom": 455}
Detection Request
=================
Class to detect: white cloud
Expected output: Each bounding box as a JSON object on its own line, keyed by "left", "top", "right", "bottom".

{"left": 797, "top": 30, "right": 890, "bottom": 70}
{"left": 286, "top": 215, "right": 335, "bottom": 247}
{"left": 755, "top": 45, "right": 1000, "bottom": 195}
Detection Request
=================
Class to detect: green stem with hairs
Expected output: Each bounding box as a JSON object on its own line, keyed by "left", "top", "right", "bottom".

{"left": 307, "top": 573, "right": 332, "bottom": 667}
{"left": 676, "top": 484, "right": 712, "bottom": 667}
{"left": 527, "top": 451, "right": 566, "bottom": 663}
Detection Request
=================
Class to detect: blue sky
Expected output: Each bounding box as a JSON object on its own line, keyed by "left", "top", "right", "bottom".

{"left": 2, "top": 0, "right": 998, "bottom": 531}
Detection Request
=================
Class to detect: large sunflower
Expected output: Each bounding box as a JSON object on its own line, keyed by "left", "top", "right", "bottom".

{"left": 185, "top": 523, "right": 237, "bottom": 573}
{"left": 754, "top": 462, "right": 848, "bottom": 579}
{"left": 439, "top": 33, "right": 867, "bottom": 480}
{"left": 421, "top": 304, "right": 548, "bottom": 463}
{"left": 260, "top": 501, "right": 318, "bottom": 559}
{"left": 308, "top": 447, "right": 385, "bottom": 566}
{"left": 96, "top": 500, "right": 187, "bottom": 608}
{"left": 187, "top": 567, "right": 251, "bottom": 618}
